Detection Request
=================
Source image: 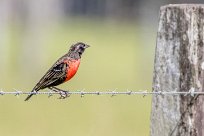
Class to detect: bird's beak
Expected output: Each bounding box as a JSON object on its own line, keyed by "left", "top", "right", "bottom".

{"left": 85, "top": 44, "right": 90, "bottom": 48}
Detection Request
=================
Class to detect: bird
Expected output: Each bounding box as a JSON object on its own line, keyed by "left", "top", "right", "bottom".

{"left": 25, "top": 42, "right": 90, "bottom": 101}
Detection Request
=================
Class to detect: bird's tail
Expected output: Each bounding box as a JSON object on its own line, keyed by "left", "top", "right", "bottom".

{"left": 24, "top": 89, "right": 37, "bottom": 101}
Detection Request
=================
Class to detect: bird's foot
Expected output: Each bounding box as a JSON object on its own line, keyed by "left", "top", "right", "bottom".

{"left": 48, "top": 87, "right": 70, "bottom": 99}
{"left": 58, "top": 90, "right": 70, "bottom": 99}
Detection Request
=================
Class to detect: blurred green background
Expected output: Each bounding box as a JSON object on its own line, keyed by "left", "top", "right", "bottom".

{"left": 0, "top": 0, "right": 201, "bottom": 136}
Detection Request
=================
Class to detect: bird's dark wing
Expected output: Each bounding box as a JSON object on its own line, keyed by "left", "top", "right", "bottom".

{"left": 34, "top": 62, "right": 68, "bottom": 91}
{"left": 24, "top": 61, "right": 68, "bottom": 101}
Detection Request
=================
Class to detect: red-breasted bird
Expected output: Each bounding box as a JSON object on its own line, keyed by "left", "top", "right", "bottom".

{"left": 25, "top": 42, "right": 90, "bottom": 101}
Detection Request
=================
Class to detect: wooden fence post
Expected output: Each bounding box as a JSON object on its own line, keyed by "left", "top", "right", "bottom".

{"left": 151, "top": 4, "right": 204, "bottom": 136}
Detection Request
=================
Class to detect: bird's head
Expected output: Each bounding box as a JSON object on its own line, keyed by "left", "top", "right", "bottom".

{"left": 68, "top": 42, "right": 90, "bottom": 58}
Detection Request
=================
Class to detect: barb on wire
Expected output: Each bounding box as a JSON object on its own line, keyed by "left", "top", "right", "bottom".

{"left": 0, "top": 89, "right": 4, "bottom": 95}
{"left": 0, "top": 88, "right": 204, "bottom": 98}
{"left": 80, "top": 88, "right": 85, "bottom": 97}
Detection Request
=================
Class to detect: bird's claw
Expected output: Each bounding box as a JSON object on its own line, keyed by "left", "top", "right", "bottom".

{"left": 58, "top": 91, "right": 70, "bottom": 99}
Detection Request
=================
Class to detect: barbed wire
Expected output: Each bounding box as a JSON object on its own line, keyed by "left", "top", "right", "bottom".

{"left": 0, "top": 88, "right": 203, "bottom": 97}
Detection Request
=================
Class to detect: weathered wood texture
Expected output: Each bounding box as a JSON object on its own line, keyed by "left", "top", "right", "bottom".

{"left": 151, "top": 4, "right": 204, "bottom": 136}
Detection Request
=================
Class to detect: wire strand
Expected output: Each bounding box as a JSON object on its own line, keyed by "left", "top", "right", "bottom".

{"left": 0, "top": 88, "right": 203, "bottom": 97}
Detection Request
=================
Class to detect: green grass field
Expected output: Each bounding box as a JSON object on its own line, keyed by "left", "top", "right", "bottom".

{"left": 0, "top": 18, "right": 156, "bottom": 136}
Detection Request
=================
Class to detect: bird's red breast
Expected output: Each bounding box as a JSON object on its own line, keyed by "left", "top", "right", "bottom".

{"left": 64, "top": 59, "right": 80, "bottom": 82}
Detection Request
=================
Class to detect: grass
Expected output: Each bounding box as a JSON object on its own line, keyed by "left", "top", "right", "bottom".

{"left": 0, "top": 18, "right": 156, "bottom": 136}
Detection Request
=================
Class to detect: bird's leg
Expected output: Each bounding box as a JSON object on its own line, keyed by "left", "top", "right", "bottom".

{"left": 48, "top": 87, "right": 70, "bottom": 99}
